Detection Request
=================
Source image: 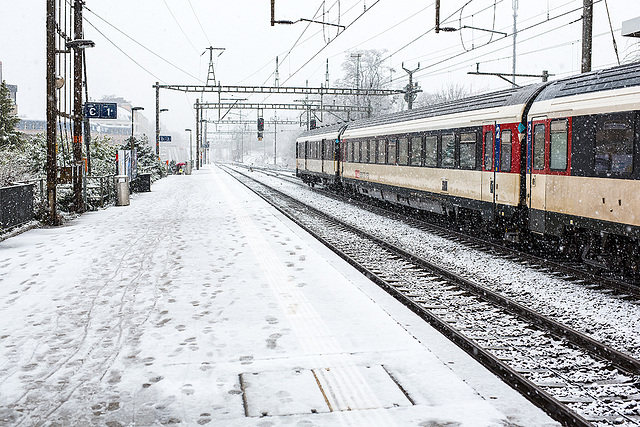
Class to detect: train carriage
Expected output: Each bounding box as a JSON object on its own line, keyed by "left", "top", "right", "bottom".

{"left": 338, "top": 84, "right": 544, "bottom": 233}
{"left": 525, "top": 63, "right": 640, "bottom": 267}
{"left": 296, "top": 124, "right": 345, "bottom": 187}
{"left": 295, "top": 61, "right": 640, "bottom": 272}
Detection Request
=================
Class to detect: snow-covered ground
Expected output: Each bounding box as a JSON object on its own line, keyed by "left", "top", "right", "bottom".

{"left": 0, "top": 165, "right": 557, "bottom": 426}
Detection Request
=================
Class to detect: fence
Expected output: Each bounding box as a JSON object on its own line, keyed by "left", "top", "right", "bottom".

{"left": 86, "top": 175, "right": 116, "bottom": 208}
{"left": 0, "top": 183, "right": 34, "bottom": 230}
{"left": 1, "top": 173, "right": 153, "bottom": 232}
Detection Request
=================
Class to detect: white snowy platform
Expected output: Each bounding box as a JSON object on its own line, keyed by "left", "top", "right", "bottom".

{"left": 0, "top": 165, "right": 558, "bottom": 426}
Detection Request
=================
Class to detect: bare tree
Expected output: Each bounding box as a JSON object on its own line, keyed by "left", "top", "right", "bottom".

{"left": 414, "top": 83, "right": 475, "bottom": 108}
{"left": 329, "top": 49, "right": 396, "bottom": 120}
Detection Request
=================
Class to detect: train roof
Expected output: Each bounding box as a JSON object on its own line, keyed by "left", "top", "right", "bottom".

{"left": 343, "top": 83, "right": 543, "bottom": 132}
{"left": 534, "top": 61, "right": 640, "bottom": 102}
{"left": 297, "top": 123, "right": 346, "bottom": 140}
{"left": 296, "top": 84, "right": 545, "bottom": 141}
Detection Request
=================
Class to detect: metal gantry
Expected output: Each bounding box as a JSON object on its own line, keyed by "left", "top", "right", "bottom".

{"left": 154, "top": 84, "right": 404, "bottom": 97}
{"left": 195, "top": 102, "right": 372, "bottom": 113}
{"left": 153, "top": 82, "right": 406, "bottom": 166}
{"left": 207, "top": 119, "right": 299, "bottom": 125}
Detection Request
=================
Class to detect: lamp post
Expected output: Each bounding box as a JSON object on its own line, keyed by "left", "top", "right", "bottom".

{"left": 185, "top": 128, "right": 193, "bottom": 171}
{"left": 130, "top": 106, "right": 144, "bottom": 150}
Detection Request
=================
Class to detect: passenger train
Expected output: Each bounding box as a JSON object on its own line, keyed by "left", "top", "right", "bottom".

{"left": 296, "top": 62, "right": 640, "bottom": 272}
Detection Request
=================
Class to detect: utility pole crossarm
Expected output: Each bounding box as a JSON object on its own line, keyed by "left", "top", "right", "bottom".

{"left": 468, "top": 70, "right": 552, "bottom": 85}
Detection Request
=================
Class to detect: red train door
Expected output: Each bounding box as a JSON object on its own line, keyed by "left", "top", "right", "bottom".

{"left": 528, "top": 118, "right": 547, "bottom": 233}
{"left": 481, "top": 124, "right": 496, "bottom": 218}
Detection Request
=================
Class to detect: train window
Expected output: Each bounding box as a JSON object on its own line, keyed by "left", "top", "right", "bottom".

{"left": 425, "top": 136, "right": 437, "bottom": 167}
{"left": 388, "top": 139, "right": 397, "bottom": 165}
{"left": 347, "top": 142, "right": 354, "bottom": 162}
{"left": 364, "top": 140, "right": 371, "bottom": 163}
{"left": 410, "top": 137, "right": 422, "bottom": 166}
{"left": 377, "top": 140, "right": 386, "bottom": 164}
{"left": 441, "top": 134, "right": 455, "bottom": 168}
{"left": 460, "top": 132, "right": 476, "bottom": 170}
{"left": 501, "top": 130, "right": 512, "bottom": 172}
{"left": 484, "top": 131, "right": 493, "bottom": 171}
{"left": 398, "top": 138, "right": 409, "bottom": 165}
{"left": 533, "top": 124, "right": 545, "bottom": 170}
{"left": 595, "top": 113, "right": 634, "bottom": 174}
{"left": 550, "top": 119, "right": 568, "bottom": 171}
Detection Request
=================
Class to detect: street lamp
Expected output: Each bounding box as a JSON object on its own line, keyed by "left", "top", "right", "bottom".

{"left": 185, "top": 128, "right": 193, "bottom": 169}
{"left": 130, "top": 106, "right": 144, "bottom": 150}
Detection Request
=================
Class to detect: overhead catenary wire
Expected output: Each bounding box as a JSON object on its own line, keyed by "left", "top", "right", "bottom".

{"left": 603, "top": 0, "right": 620, "bottom": 65}
{"left": 83, "top": 16, "right": 166, "bottom": 83}
{"left": 187, "top": 0, "right": 212, "bottom": 46}
{"left": 382, "top": 0, "right": 604, "bottom": 87}
{"left": 418, "top": 27, "right": 617, "bottom": 85}
{"left": 282, "top": 0, "right": 383, "bottom": 86}
{"left": 83, "top": 6, "right": 205, "bottom": 83}
{"left": 393, "top": 0, "right": 582, "bottom": 82}
{"left": 162, "top": 0, "right": 200, "bottom": 55}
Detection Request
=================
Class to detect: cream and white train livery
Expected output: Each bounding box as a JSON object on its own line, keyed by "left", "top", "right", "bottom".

{"left": 296, "top": 62, "right": 640, "bottom": 271}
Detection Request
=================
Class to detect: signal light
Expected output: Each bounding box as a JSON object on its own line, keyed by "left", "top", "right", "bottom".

{"left": 257, "top": 117, "right": 264, "bottom": 131}
{"left": 310, "top": 118, "right": 316, "bottom": 129}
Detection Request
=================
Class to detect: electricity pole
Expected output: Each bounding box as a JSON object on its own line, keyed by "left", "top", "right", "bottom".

{"left": 402, "top": 62, "right": 421, "bottom": 110}
{"left": 155, "top": 82, "right": 160, "bottom": 156}
{"left": 582, "top": 0, "right": 593, "bottom": 73}
{"left": 351, "top": 53, "right": 362, "bottom": 107}
{"left": 73, "top": 0, "right": 84, "bottom": 213}
{"left": 195, "top": 98, "right": 200, "bottom": 170}
{"left": 203, "top": 46, "right": 225, "bottom": 86}
{"left": 512, "top": 0, "right": 518, "bottom": 87}
{"left": 46, "top": 0, "right": 57, "bottom": 224}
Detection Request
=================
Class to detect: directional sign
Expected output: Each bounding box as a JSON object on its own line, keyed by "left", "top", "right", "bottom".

{"left": 100, "top": 103, "right": 117, "bottom": 119}
{"left": 84, "top": 102, "right": 118, "bottom": 119}
{"left": 159, "top": 135, "right": 172, "bottom": 142}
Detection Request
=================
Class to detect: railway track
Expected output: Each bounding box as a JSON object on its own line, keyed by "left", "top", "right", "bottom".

{"left": 224, "top": 165, "right": 640, "bottom": 427}
{"left": 239, "top": 163, "right": 640, "bottom": 298}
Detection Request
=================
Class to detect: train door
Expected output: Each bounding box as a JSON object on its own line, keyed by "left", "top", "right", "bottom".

{"left": 321, "top": 139, "right": 325, "bottom": 174}
{"left": 527, "top": 118, "right": 547, "bottom": 233}
{"left": 304, "top": 141, "right": 309, "bottom": 170}
{"left": 481, "top": 125, "right": 496, "bottom": 218}
{"left": 333, "top": 138, "right": 340, "bottom": 177}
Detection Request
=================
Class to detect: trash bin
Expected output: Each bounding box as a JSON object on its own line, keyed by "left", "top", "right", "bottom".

{"left": 131, "top": 173, "right": 151, "bottom": 193}
{"left": 115, "top": 175, "right": 130, "bottom": 206}
{"left": 185, "top": 161, "right": 192, "bottom": 175}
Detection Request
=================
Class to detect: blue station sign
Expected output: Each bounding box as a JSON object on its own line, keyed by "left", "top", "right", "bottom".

{"left": 84, "top": 102, "right": 118, "bottom": 119}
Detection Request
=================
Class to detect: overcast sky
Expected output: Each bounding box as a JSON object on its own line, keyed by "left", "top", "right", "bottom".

{"left": 1, "top": 0, "right": 639, "bottom": 135}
